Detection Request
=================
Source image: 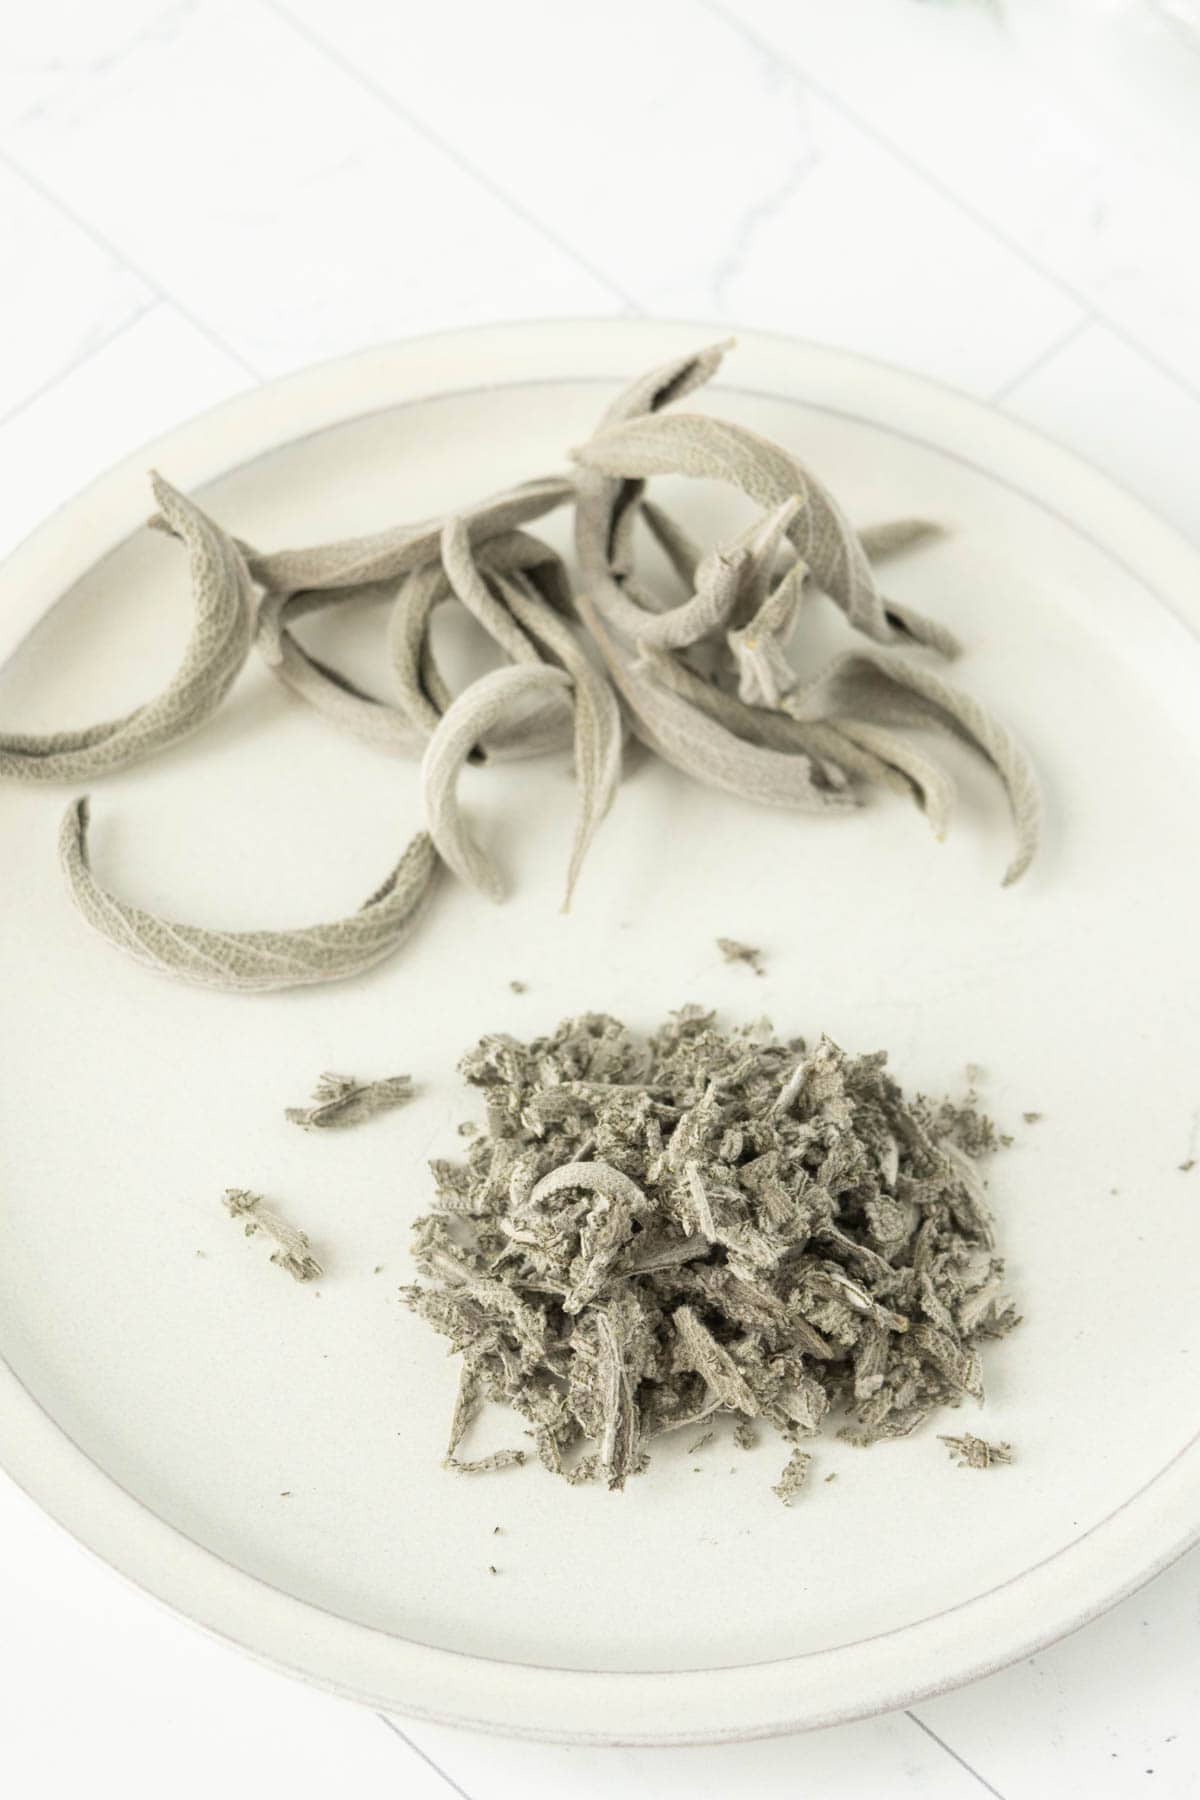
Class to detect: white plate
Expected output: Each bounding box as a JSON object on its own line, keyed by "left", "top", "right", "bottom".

{"left": 1, "top": 321, "right": 1198, "bottom": 1746}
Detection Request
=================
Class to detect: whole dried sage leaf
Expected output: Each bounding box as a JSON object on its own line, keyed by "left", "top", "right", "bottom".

{"left": 421, "top": 664, "right": 573, "bottom": 900}
{"left": 578, "top": 592, "right": 855, "bottom": 814}
{"left": 786, "top": 649, "right": 1040, "bottom": 882}
{"left": 0, "top": 473, "right": 254, "bottom": 783}
{"left": 244, "top": 474, "right": 575, "bottom": 594}
{"left": 573, "top": 411, "right": 948, "bottom": 652}
{"left": 493, "top": 569, "right": 622, "bottom": 907}
{"left": 60, "top": 796, "right": 439, "bottom": 991}
{"left": 256, "top": 578, "right": 424, "bottom": 756}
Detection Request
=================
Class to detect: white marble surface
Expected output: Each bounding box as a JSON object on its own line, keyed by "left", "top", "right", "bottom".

{"left": 1, "top": 2, "right": 1198, "bottom": 1795}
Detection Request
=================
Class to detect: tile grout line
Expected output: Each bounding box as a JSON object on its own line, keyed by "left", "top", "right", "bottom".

{"left": 0, "top": 297, "right": 160, "bottom": 432}
{"left": 261, "top": 0, "right": 643, "bottom": 316}
{"left": 906, "top": 1711, "right": 1008, "bottom": 1800}
{"left": 988, "top": 313, "right": 1096, "bottom": 403}
{"left": 377, "top": 1714, "right": 477, "bottom": 1800}
{"left": 0, "top": 147, "right": 263, "bottom": 382}
{"left": 699, "top": 0, "right": 1200, "bottom": 411}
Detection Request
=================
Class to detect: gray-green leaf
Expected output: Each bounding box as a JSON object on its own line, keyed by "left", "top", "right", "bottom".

{"left": 59, "top": 796, "right": 439, "bottom": 990}
{"left": 1, "top": 473, "right": 254, "bottom": 783}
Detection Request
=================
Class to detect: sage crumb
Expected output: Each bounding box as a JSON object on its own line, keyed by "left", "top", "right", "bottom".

{"left": 717, "top": 936, "right": 765, "bottom": 976}
{"left": 1022, "top": 1111, "right": 1043, "bottom": 1125}
{"left": 939, "top": 1432, "right": 1012, "bottom": 1469}
{"left": 824, "top": 1472, "right": 838, "bottom": 1483}
{"left": 286, "top": 1072, "right": 412, "bottom": 1131}
{"left": 510, "top": 980, "right": 528, "bottom": 994}
{"left": 373, "top": 1264, "right": 384, "bottom": 1274}
{"left": 1180, "top": 1159, "right": 1196, "bottom": 1174}
{"left": 222, "top": 1188, "right": 322, "bottom": 1282}
{"left": 772, "top": 1449, "right": 812, "bottom": 1506}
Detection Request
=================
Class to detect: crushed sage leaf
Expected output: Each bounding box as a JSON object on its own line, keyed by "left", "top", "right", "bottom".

{"left": 286, "top": 1072, "right": 413, "bottom": 1131}
{"left": 939, "top": 1431, "right": 1013, "bottom": 1469}
{"left": 223, "top": 1188, "right": 322, "bottom": 1281}
{"left": 717, "top": 937, "right": 766, "bottom": 976}
{"left": 399, "top": 1008, "right": 1018, "bottom": 1500}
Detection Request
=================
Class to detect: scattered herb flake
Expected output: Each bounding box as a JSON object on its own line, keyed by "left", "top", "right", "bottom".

{"left": 223, "top": 1188, "right": 322, "bottom": 1282}
{"left": 939, "top": 1431, "right": 1013, "bottom": 1469}
{"left": 286, "top": 1072, "right": 413, "bottom": 1131}
{"left": 717, "top": 937, "right": 766, "bottom": 976}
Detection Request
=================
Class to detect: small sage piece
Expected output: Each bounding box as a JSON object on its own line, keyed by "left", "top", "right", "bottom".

{"left": 717, "top": 937, "right": 765, "bottom": 976}
{"left": 771, "top": 1447, "right": 813, "bottom": 1506}
{"left": 0, "top": 473, "right": 254, "bottom": 783}
{"left": 286, "top": 1072, "right": 413, "bottom": 1131}
{"left": 59, "top": 797, "right": 439, "bottom": 991}
{"left": 223, "top": 1188, "right": 322, "bottom": 1281}
{"left": 939, "top": 1432, "right": 1013, "bottom": 1469}
{"left": 400, "top": 1009, "right": 1019, "bottom": 1495}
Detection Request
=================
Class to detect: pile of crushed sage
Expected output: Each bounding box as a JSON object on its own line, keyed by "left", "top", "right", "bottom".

{"left": 0, "top": 342, "right": 1040, "bottom": 993}
{"left": 399, "top": 1008, "right": 1018, "bottom": 1497}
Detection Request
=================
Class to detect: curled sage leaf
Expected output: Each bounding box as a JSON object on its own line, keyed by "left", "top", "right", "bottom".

{"left": 493, "top": 568, "right": 622, "bottom": 907}
{"left": 574, "top": 411, "right": 949, "bottom": 653}
{"left": 785, "top": 649, "right": 1039, "bottom": 883}
{"left": 421, "top": 664, "right": 573, "bottom": 900}
{"left": 244, "top": 474, "right": 575, "bottom": 594}
{"left": 59, "top": 796, "right": 439, "bottom": 991}
{"left": 386, "top": 540, "right": 573, "bottom": 764}
{"left": 256, "top": 577, "right": 425, "bottom": 756}
{"left": 578, "top": 592, "right": 854, "bottom": 815}
{"left": 0, "top": 473, "right": 254, "bottom": 783}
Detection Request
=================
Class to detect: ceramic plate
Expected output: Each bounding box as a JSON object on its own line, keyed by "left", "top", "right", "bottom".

{"left": 1, "top": 321, "right": 1198, "bottom": 1745}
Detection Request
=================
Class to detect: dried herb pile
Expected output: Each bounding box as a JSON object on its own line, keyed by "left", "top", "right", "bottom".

{"left": 1, "top": 343, "right": 1039, "bottom": 994}
{"left": 400, "top": 1009, "right": 1018, "bottom": 1496}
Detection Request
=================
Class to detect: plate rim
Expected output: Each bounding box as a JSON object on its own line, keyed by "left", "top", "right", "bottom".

{"left": 2, "top": 315, "right": 1199, "bottom": 1744}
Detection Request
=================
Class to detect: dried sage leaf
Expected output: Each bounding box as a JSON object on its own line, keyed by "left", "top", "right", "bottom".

{"left": 286, "top": 1072, "right": 413, "bottom": 1130}
{"left": 785, "top": 649, "right": 1040, "bottom": 883}
{"left": 400, "top": 1009, "right": 1018, "bottom": 1497}
{"left": 256, "top": 578, "right": 424, "bottom": 756}
{"left": 421, "top": 664, "right": 573, "bottom": 900}
{"left": 573, "top": 411, "right": 947, "bottom": 652}
{"left": 0, "top": 473, "right": 254, "bottom": 783}
{"left": 939, "top": 1431, "right": 1012, "bottom": 1468}
{"left": 244, "top": 474, "right": 575, "bottom": 594}
{"left": 577, "top": 592, "right": 854, "bottom": 814}
{"left": 223, "top": 1188, "right": 322, "bottom": 1281}
{"left": 59, "top": 796, "right": 439, "bottom": 991}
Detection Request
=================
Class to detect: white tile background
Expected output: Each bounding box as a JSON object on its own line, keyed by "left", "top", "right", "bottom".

{"left": 1, "top": 2, "right": 1198, "bottom": 1794}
